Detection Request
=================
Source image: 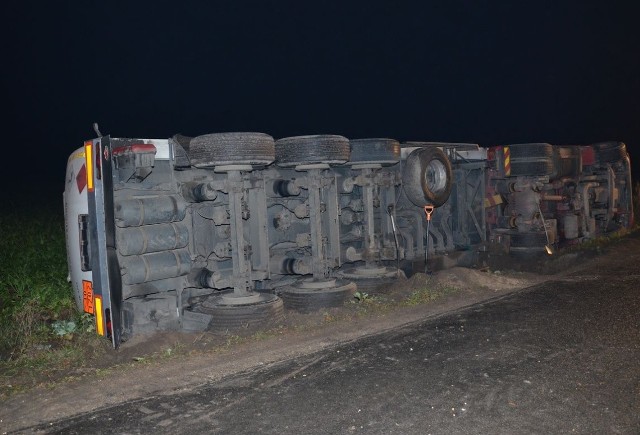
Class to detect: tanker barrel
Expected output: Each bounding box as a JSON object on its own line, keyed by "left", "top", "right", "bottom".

{"left": 270, "top": 179, "right": 301, "bottom": 197}
{"left": 117, "top": 223, "right": 190, "bottom": 256}
{"left": 121, "top": 249, "right": 192, "bottom": 285}
{"left": 115, "top": 196, "right": 187, "bottom": 227}
{"left": 269, "top": 255, "right": 311, "bottom": 275}
{"left": 181, "top": 182, "right": 219, "bottom": 202}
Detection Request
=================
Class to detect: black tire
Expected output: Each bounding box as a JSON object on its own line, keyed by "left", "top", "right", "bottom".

{"left": 278, "top": 280, "right": 357, "bottom": 313}
{"left": 274, "top": 135, "right": 350, "bottom": 167}
{"left": 197, "top": 292, "right": 284, "bottom": 331}
{"left": 402, "top": 147, "right": 453, "bottom": 207}
{"left": 509, "top": 158, "right": 555, "bottom": 177}
{"left": 508, "top": 143, "right": 554, "bottom": 159}
{"left": 592, "top": 141, "right": 627, "bottom": 165}
{"left": 509, "top": 232, "right": 548, "bottom": 259}
{"left": 349, "top": 138, "right": 401, "bottom": 165}
{"left": 189, "top": 132, "right": 276, "bottom": 167}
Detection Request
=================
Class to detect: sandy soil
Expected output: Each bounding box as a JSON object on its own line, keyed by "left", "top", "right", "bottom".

{"left": 0, "top": 244, "right": 614, "bottom": 433}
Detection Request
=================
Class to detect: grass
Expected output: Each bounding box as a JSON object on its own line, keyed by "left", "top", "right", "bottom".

{"left": 0, "top": 199, "right": 100, "bottom": 393}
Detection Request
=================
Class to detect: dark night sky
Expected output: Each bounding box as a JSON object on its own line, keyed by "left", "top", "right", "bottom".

{"left": 2, "top": 1, "right": 639, "bottom": 203}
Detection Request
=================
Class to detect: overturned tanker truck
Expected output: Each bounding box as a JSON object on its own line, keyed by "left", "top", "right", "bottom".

{"left": 63, "top": 130, "right": 634, "bottom": 347}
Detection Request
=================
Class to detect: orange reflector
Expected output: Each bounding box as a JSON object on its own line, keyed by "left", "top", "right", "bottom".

{"left": 84, "top": 141, "right": 94, "bottom": 192}
{"left": 82, "top": 280, "right": 94, "bottom": 314}
{"left": 95, "top": 296, "right": 105, "bottom": 336}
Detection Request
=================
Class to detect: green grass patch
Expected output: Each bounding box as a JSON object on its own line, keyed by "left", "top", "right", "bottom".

{"left": 0, "top": 203, "right": 93, "bottom": 369}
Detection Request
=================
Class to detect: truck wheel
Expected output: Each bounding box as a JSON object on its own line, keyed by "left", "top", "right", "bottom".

{"left": 278, "top": 279, "right": 356, "bottom": 313}
{"left": 348, "top": 138, "right": 401, "bottom": 166}
{"left": 402, "top": 146, "right": 452, "bottom": 207}
{"left": 189, "top": 132, "right": 276, "bottom": 167}
{"left": 593, "top": 141, "right": 627, "bottom": 165}
{"left": 197, "top": 292, "right": 284, "bottom": 332}
{"left": 275, "top": 135, "right": 350, "bottom": 167}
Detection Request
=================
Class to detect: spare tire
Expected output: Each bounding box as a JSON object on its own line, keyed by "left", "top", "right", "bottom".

{"left": 349, "top": 138, "right": 400, "bottom": 165}
{"left": 275, "top": 135, "right": 350, "bottom": 167}
{"left": 402, "top": 146, "right": 452, "bottom": 207}
{"left": 189, "top": 132, "right": 275, "bottom": 168}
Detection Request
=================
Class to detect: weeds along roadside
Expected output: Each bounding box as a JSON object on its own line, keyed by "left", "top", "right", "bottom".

{"left": 0, "top": 200, "right": 99, "bottom": 382}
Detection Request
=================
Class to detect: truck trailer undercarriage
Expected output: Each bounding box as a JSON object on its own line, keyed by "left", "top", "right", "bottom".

{"left": 63, "top": 132, "right": 634, "bottom": 348}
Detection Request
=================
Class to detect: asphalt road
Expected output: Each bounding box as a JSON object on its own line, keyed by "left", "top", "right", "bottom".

{"left": 31, "top": 256, "right": 640, "bottom": 434}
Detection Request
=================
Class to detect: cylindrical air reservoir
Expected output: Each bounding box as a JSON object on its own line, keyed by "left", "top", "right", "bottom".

{"left": 117, "top": 223, "right": 190, "bottom": 256}
{"left": 121, "top": 249, "right": 192, "bottom": 285}
{"left": 115, "top": 196, "right": 186, "bottom": 227}
{"left": 271, "top": 179, "right": 301, "bottom": 197}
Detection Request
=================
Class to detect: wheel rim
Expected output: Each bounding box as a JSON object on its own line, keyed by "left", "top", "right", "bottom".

{"left": 425, "top": 159, "right": 448, "bottom": 196}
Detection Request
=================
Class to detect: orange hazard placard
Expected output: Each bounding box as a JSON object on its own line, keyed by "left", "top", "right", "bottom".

{"left": 82, "top": 280, "right": 94, "bottom": 314}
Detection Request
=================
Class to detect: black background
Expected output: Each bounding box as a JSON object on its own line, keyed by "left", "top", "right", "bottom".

{"left": 3, "top": 1, "right": 639, "bottom": 204}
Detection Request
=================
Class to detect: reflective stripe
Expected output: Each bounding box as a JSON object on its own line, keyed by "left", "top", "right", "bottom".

{"left": 95, "top": 296, "right": 104, "bottom": 336}
{"left": 85, "top": 141, "right": 94, "bottom": 192}
{"left": 504, "top": 146, "right": 511, "bottom": 176}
